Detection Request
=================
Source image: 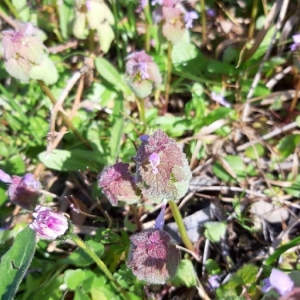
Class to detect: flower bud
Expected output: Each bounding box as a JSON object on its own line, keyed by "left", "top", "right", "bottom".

{"left": 98, "top": 162, "right": 141, "bottom": 206}
{"left": 0, "top": 170, "right": 41, "bottom": 210}
{"left": 125, "top": 51, "right": 162, "bottom": 98}
{"left": 127, "top": 228, "right": 180, "bottom": 284}
{"left": 30, "top": 205, "right": 69, "bottom": 240}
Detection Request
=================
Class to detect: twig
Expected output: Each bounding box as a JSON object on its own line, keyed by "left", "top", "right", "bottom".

{"left": 176, "top": 245, "right": 201, "bottom": 262}
{"left": 237, "top": 121, "right": 298, "bottom": 151}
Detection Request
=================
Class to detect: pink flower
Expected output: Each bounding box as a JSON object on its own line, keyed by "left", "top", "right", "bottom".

{"left": 98, "top": 162, "right": 141, "bottom": 206}
{"left": 291, "top": 33, "right": 300, "bottom": 51}
{"left": 184, "top": 11, "right": 198, "bottom": 29}
{"left": 136, "top": 0, "right": 147, "bottom": 13}
{"left": 149, "top": 152, "right": 160, "bottom": 174}
{"left": 30, "top": 206, "right": 69, "bottom": 240}
{"left": 262, "top": 269, "right": 294, "bottom": 296}
{"left": 0, "top": 170, "right": 41, "bottom": 210}
{"left": 126, "top": 228, "right": 180, "bottom": 284}
{"left": 211, "top": 91, "right": 231, "bottom": 107}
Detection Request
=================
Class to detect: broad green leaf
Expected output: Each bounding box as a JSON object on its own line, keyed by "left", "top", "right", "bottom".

{"left": 0, "top": 155, "right": 25, "bottom": 175}
{"left": 172, "top": 259, "right": 197, "bottom": 287}
{"left": 0, "top": 227, "right": 36, "bottom": 300}
{"left": 94, "top": 57, "right": 126, "bottom": 92}
{"left": 172, "top": 42, "right": 197, "bottom": 65}
{"left": 204, "top": 222, "right": 226, "bottom": 243}
{"left": 39, "top": 149, "right": 105, "bottom": 172}
{"left": 75, "top": 287, "right": 92, "bottom": 300}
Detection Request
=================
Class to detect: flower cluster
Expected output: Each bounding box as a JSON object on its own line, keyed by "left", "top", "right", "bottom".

{"left": 125, "top": 51, "right": 162, "bottom": 98}
{"left": 1, "top": 23, "right": 58, "bottom": 84}
{"left": 152, "top": 0, "right": 198, "bottom": 44}
{"left": 98, "top": 130, "right": 192, "bottom": 206}
{"left": 73, "top": 0, "right": 115, "bottom": 53}
{"left": 0, "top": 170, "right": 41, "bottom": 210}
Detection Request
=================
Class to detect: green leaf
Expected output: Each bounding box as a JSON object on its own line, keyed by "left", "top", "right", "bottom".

{"left": 94, "top": 57, "right": 126, "bottom": 92}
{"left": 205, "top": 259, "right": 221, "bottom": 275}
{"left": 284, "top": 175, "right": 300, "bottom": 197}
{"left": 64, "top": 269, "right": 87, "bottom": 290}
{"left": 172, "top": 259, "right": 197, "bottom": 287}
{"left": 108, "top": 98, "right": 124, "bottom": 164}
{"left": 0, "top": 227, "right": 36, "bottom": 300}
{"left": 172, "top": 41, "right": 198, "bottom": 65}
{"left": 245, "top": 143, "right": 265, "bottom": 159}
{"left": 204, "top": 222, "right": 226, "bottom": 243}
{"left": 276, "top": 134, "right": 300, "bottom": 160}
{"left": 235, "top": 264, "right": 258, "bottom": 285}
{"left": 75, "top": 286, "right": 92, "bottom": 300}
{"left": 39, "top": 149, "right": 105, "bottom": 172}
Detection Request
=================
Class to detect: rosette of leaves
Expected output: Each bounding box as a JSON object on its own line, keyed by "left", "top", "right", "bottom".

{"left": 1, "top": 23, "right": 58, "bottom": 84}
{"left": 135, "top": 130, "right": 192, "bottom": 203}
{"left": 73, "top": 0, "right": 115, "bottom": 53}
{"left": 126, "top": 228, "right": 180, "bottom": 284}
{"left": 125, "top": 51, "right": 162, "bottom": 98}
{"left": 98, "top": 162, "right": 141, "bottom": 206}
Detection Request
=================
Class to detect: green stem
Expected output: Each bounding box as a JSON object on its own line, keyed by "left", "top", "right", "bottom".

{"left": 168, "top": 200, "right": 196, "bottom": 253}
{"left": 200, "top": 0, "right": 207, "bottom": 46}
{"left": 38, "top": 81, "right": 93, "bottom": 150}
{"left": 3, "top": 0, "right": 20, "bottom": 19}
{"left": 248, "top": 0, "right": 258, "bottom": 40}
{"left": 136, "top": 96, "right": 146, "bottom": 132}
{"left": 144, "top": 4, "right": 152, "bottom": 52}
{"left": 88, "top": 29, "right": 95, "bottom": 54}
{"left": 164, "top": 42, "right": 172, "bottom": 113}
{"left": 72, "top": 234, "right": 131, "bottom": 300}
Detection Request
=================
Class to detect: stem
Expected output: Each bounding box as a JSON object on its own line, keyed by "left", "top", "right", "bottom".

{"left": 72, "top": 234, "right": 131, "bottom": 300}
{"left": 3, "top": 0, "right": 20, "bottom": 19}
{"left": 136, "top": 96, "right": 146, "bottom": 133}
{"left": 289, "top": 74, "right": 300, "bottom": 113}
{"left": 248, "top": 0, "right": 258, "bottom": 40}
{"left": 144, "top": 4, "right": 152, "bottom": 52}
{"left": 168, "top": 200, "right": 196, "bottom": 253}
{"left": 88, "top": 29, "right": 95, "bottom": 54}
{"left": 38, "top": 81, "right": 93, "bottom": 150}
{"left": 200, "top": 0, "right": 207, "bottom": 46}
{"left": 164, "top": 42, "right": 172, "bottom": 114}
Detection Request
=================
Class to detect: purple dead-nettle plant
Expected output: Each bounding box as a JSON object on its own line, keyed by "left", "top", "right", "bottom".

{"left": 135, "top": 129, "right": 192, "bottom": 203}
{"left": 127, "top": 201, "right": 180, "bottom": 284}
{"left": 262, "top": 269, "right": 294, "bottom": 297}
{"left": 30, "top": 205, "right": 69, "bottom": 240}
{"left": 125, "top": 50, "right": 162, "bottom": 98}
{"left": 98, "top": 162, "right": 141, "bottom": 206}
{"left": 152, "top": 0, "right": 198, "bottom": 44}
{"left": 0, "top": 170, "right": 41, "bottom": 210}
{"left": 1, "top": 22, "right": 58, "bottom": 84}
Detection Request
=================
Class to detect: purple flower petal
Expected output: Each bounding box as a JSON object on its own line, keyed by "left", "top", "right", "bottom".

{"left": 211, "top": 91, "right": 231, "bottom": 107}
{"left": 0, "top": 170, "right": 12, "bottom": 183}
{"left": 184, "top": 11, "right": 198, "bottom": 29}
{"left": 155, "top": 202, "right": 166, "bottom": 230}
{"left": 269, "top": 269, "right": 294, "bottom": 296}
{"left": 30, "top": 205, "right": 69, "bottom": 240}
